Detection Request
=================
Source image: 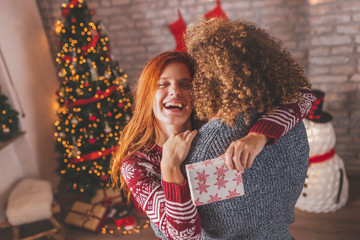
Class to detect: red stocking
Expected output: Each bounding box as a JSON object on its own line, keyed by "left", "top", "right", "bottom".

{"left": 204, "top": 0, "right": 228, "bottom": 20}
{"left": 168, "top": 10, "right": 187, "bottom": 52}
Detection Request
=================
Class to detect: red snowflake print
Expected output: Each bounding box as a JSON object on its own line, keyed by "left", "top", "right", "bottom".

{"left": 233, "top": 172, "right": 243, "bottom": 185}
{"left": 186, "top": 164, "right": 195, "bottom": 170}
{"left": 208, "top": 193, "right": 222, "bottom": 203}
{"left": 226, "top": 189, "right": 241, "bottom": 199}
{"left": 195, "top": 170, "right": 209, "bottom": 183}
{"left": 215, "top": 165, "right": 228, "bottom": 179}
{"left": 202, "top": 159, "right": 214, "bottom": 166}
{"left": 194, "top": 198, "right": 204, "bottom": 206}
{"left": 215, "top": 177, "right": 228, "bottom": 190}
{"left": 195, "top": 182, "right": 210, "bottom": 195}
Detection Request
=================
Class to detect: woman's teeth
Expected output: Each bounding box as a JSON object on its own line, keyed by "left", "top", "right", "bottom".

{"left": 164, "top": 102, "right": 184, "bottom": 110}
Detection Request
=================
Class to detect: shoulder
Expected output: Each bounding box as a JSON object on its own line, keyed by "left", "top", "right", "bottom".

{"left": 120, "top": 146, "right": 162, "bottom": 179}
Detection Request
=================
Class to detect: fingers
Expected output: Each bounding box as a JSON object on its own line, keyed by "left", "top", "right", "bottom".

{"left": 224, "top": 145, "right": 235, "bottom": 170}
{"left": 232, "top": 145, "right": 245, "bottom": 173}
{"left": 185, "top": 129, "right": 198, "bottom": 142}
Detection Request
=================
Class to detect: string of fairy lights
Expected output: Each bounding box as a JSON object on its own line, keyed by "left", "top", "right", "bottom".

{"left": 54, "top": 0, "right": 133, "bottom": 194}
{"left": 100, "top": 220, "right": 150, "bottom": 236}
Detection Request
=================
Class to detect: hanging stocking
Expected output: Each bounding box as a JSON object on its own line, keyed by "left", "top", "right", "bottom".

{"left": 168, "top": 10, "right": 187, "bottom": 52}
{"left": 204, "top": 0, "right": 228, "bottom": 20}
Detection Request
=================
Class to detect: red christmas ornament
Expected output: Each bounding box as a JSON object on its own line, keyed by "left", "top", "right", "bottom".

{"left": 96, "top": 90, "right": 102, "bottom": 94}
{"left": 64, "top": 100, "right": 69, "bottom": 104}
{"left": 84, "top": 82, "right": 90, "bottom": 87}
{"left": 71, "top": 17, "right": 77, "bottom": 23}
{"left": 100, "top": 174, "right": 108, "bottom": 181}
{"left": 107, "top": 112, "right": 113, "bottom": 117}
{"left": 118, "top": 103, "right": 124, "bottom": 108}
{"left": 89, "top": 138, "right": 95, "bottom": 144}
{"left": 89, "top": 115, "right": 96, "bottom": 121}
{"left": 61, "top": 8, "right": 70, "bottom": 18}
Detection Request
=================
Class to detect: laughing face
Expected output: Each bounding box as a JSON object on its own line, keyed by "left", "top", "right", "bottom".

{"left": 153, "top": 62, "right": 193, "bottom": 131}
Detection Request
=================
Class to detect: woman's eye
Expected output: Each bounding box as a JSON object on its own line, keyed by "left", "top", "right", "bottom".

{"left": 158, "top": 83, "right": 168, "bottom": 88}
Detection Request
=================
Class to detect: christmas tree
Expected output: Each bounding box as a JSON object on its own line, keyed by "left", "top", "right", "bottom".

{"left": 54, "top": 0, "right": 133, "bottom": 196}
{"left": 0, "top": 92, "right": 19, "bottom": 142}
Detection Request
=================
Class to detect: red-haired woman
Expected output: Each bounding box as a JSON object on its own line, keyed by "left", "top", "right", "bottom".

{"left": 111, "top": 51, "right": 314, "bottom": 240}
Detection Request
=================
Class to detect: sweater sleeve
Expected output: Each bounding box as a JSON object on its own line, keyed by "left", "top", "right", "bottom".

{"left": 120, "top": 153, "right": 201, "bottom": 240}
{"left": 249, "top": 88, "right": 316, "bottom": 144}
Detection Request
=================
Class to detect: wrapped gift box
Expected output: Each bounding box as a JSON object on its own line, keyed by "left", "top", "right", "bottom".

{"left": 90, "top": 187, "right": 123, "bottom": 207}
{"left": 185, "top": 156, "right": 245, "bottom": 206}
{"left": 64, "top": 201, "right": 107, "bottom": 233}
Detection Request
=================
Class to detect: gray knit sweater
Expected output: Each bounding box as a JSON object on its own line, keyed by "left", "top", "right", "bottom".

{"left": 152, "top": 114, "right": 309, "bottom": 240}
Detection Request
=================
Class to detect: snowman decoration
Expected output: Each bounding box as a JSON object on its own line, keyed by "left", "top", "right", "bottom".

{"left": 296, "top": 90, "right": 349, "bottom": 213}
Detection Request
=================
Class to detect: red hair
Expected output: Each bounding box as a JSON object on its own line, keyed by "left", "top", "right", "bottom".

{"left": 111, "top": 52, "right": 194, "bottom": 200}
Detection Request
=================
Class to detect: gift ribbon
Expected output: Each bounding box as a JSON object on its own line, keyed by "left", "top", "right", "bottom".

{"left": 309, "top": 149, "right": 335, "bottom": 165}
{"left": 65, "top": 85, "right": 117, "bottom": 108}
{"left": 70, "top": 146, "right": 116, "bottom": 164}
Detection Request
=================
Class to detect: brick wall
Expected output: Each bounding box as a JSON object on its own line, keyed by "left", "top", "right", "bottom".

{"left": 308, "top": 0, "right": 360, "bottom": 172}
{"left": 36, "top": 0, "right": 360, "bottom": 172}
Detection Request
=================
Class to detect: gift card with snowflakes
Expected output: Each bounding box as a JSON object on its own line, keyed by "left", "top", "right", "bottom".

{"left": 185, "top": 157, "right": 245, "bottom": 206}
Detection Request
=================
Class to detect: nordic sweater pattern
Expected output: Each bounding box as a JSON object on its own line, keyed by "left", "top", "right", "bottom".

{"left": 120, "top": 145, "right": 201, "bottom": 240}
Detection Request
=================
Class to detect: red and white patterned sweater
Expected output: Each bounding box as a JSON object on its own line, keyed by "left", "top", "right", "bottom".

{"left": 120, "top": 88, "right": 315, "bottom": 240}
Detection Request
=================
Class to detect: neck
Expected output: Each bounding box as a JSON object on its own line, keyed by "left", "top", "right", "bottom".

{"left": 155, "top": 121, "right": 191, "bottom": 147}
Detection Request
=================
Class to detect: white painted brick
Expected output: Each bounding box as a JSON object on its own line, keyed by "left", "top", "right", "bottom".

{"left": 310, "top": 66, "right": 330, "bottom": 75}
{"left": 336, "top": 25, "right": 359, "bottom": 34}
{"left": 350, "top": 74, "right": 360, "bottom": 82}
{"left": 310, "top": 47, "right": 330, "bottom": 56}
{"left": 101, "top": 0, "right": 111, "bottom": 7}
{"left": 224, "top": 2, "right": 251, "bottom": 9}
{"left": 343, "top": 2, "right": 360, "bottom": 12}
{"left": 311, "top": 14, "right": 351, "bottom": 25}
{"left": 310, "top": 56, "right": 349, "bottom": 65}
{"left": 310, "top": 75, "right": 348, "bottom": 83}
{"left": 331, "top": 45, "right": 354, "bottom": 55}
{"left": 311, "top": 35, "right": 351, "bottom": 46}
{"left": 355, "top": 35, "right": 360, "bottom": 44}
{"left": 111, "top": 0, "right": 130, "bottom": 5}
{"left": 331, "top": 65, "right": 355, "bottom": 75}
{"left": 252, "top": 0, "right": 283, "bottom": 8}
{"left": 353, "top": 13, "right": 360, "bottom": 22}
{"left": 135, "top": 20, "right": 151, "bottom": 28}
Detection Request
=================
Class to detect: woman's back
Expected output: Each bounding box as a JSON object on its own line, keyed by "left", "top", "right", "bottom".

{"left": 183, "top": 115, "right": 309, "bottom": 240}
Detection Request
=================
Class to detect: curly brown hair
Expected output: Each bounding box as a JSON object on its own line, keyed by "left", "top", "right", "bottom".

{"left": 185, "top": 18, "right": 311, "bottom": 126}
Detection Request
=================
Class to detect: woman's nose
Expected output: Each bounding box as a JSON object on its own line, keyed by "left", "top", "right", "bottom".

{"left": 169, "top": 85, "right": 181, "bottom": 96}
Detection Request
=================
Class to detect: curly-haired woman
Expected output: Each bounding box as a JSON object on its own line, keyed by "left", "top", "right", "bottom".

{"left": 180, "top": 19, "right": 315, "bottom": 239}
{"left": 111, "top": 49, "right": 314, "bottom": 239}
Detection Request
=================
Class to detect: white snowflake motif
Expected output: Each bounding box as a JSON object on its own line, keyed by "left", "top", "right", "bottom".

{"left": 215, "top": 165, "right": 227, "bottom": 179}
{"left": 195, "top": 170, "right": 209, "bottom": 183}
{"left": 226, "top": 189, "right": 241, "bottom": 199}
{"left": 215, "top": 177, "right": 228, "bottom": 190}
{"left": 208, "top": 193, "right": 222, "bottom": 203}
{"left": 233, "top": 172, "right": 243, "bottom": 185}
{"left": 195, "top": 182, "right": 210, "bottom": 195}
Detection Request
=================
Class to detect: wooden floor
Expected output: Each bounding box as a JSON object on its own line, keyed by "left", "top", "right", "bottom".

{"left": 1, "top": 175, "right": 359, "bottom": 240}
{"left": 290, "top": 174, "right": 360, "bottom": 240}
